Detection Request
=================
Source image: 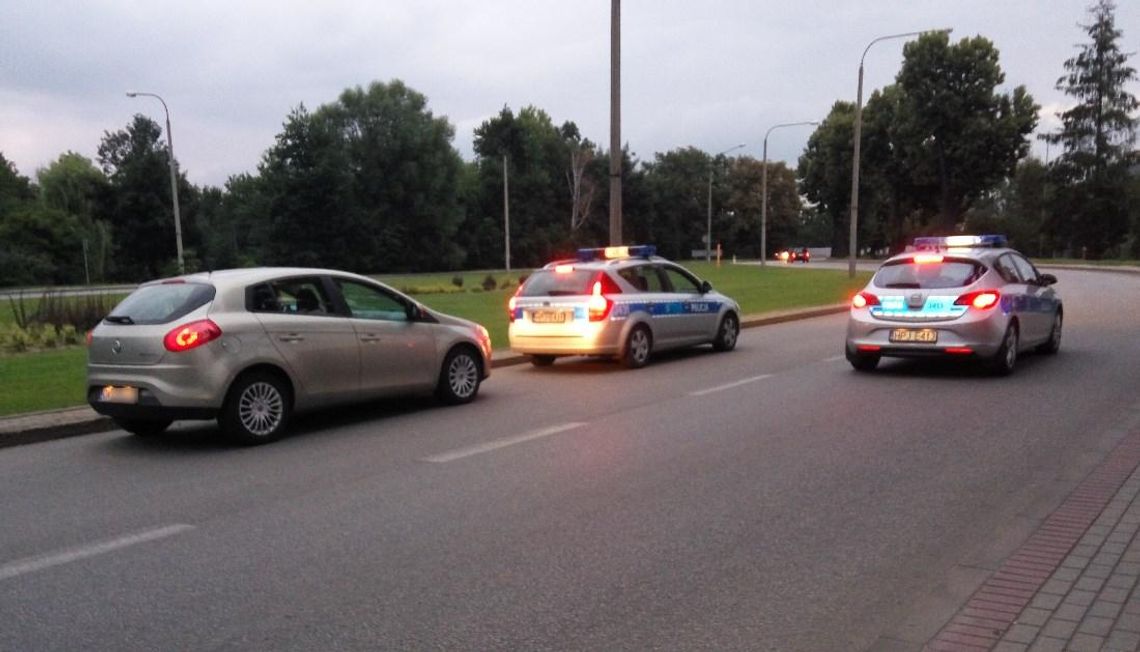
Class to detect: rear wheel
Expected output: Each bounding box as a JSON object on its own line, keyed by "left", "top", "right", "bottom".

{"left": 712, "top": 313, "right": 739, "bottom": 352}
{"left": 220, "top": 372, "right": 291, "bottom": 445}
{"left": 115, "top": 419, "right": 172, "bottom": 437}
{"left": 1037, "top": 311, "right": 1062, "bottom": 355}
{"left": 846, "top": 350, "right": 879, "bottom": 372}
{"left": 621, "top": 325, "right": 652, "bottom": 369}
{"left": 529, "top": 354, "right": 556, "bottom": 367}
{"left": 437, "top": 346, "right": 482, "bottom": 404}
{"left": 990, "top": 324, "right": 1019, "bottom": 376}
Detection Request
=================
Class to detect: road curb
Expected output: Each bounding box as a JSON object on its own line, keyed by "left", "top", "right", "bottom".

{"left": 0, "top": 303, "right": 850, "bottom": 449}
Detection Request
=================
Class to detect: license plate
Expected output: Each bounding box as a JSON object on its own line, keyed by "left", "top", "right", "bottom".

{"left": 99, "top": 386, "right": 139, "bottom": 404}
{"left": 531, "top": 309, "right": 568, "bottom": 324}
{"left": 889, "top": 328, "right": 938, "bottom": 344}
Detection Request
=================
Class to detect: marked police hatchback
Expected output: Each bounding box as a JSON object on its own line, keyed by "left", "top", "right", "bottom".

{"left": 845, "top": 235, "right": 1062, "bottom": 375}
{"left": 87, "top": 268, "right": 492, "bottom": 444}
{"left": 508, "top": 246, "right": 741, "bottom": 368}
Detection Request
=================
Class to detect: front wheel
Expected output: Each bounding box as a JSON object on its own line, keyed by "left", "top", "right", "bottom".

{"left": 989, "top": 325, "right": 1019, "bottom": 376}
{"left": 621, "top": 325, "right": 652, "bottom": 369}
{"left": 220, "top": 372, "right": 292, "bottom": 445}
{"left": 115, "top": 418, "right": 172, "bottom": 437}
{"left": 712, "top": 313, "right": 739, "bottom": 352}
{"left": 437, "top": 347, "right": 482, "bottom": 405}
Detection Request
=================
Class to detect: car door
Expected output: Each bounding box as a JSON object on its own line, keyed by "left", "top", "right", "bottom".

{"left": 660, "top": 265, "right": 718, "bottom": 341}
{"left": 332, "top": 278, "right": 437, "bottom": 397}
{"left": 1009, "top": 254, "right": 1054, "bottom": 344}
{"left": 621, "top": 264, "right": 680, "bottom": 347}
{"left": 250, "top": 276, "right": 360, "bottom": 405}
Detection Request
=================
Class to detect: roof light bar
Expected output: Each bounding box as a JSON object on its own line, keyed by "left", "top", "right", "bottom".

{"left": 913, "top": 235, "right": 1008, "bottom": 250}
{"left": 577, "top": 244, "right": 657, "bottom": 261}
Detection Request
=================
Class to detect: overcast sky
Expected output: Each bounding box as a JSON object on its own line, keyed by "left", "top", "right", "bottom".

{"left": 2, "top": 1, "right": 1137, "bottom": 188}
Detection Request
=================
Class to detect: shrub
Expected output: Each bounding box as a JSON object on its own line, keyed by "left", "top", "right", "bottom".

{"left": 451, "top": 275, "right": 464, "bottom": 289}
{"left": 481, "top": 274, "right": 498, "bottom": 291}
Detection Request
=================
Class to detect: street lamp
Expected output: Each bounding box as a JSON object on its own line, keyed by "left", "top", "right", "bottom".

{"left": 126, "top": 91, "right": 184, "bottom": 275}
{"left": 761, "top": 121, "right": 818, "bottom": 267}
{"left": 707, "top": 143, "right": 745, "bottom": 261}
{"left": 847, "top": 28, "right": 951, "bottom": 277}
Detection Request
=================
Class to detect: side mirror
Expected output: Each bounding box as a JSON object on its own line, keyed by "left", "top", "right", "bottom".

{"left": 406, "top": 303, "right": 422, "bottom": 321}
{"left": 700, "top": 280, "right": 713, "bottom": 294}
{"left": 1038, "top": 273, "right": 1057, "bottom": 286}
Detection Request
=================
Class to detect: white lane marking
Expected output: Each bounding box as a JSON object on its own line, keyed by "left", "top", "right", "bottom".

{"left": 689, "top": 374, "right": 773, "bottom": 397}
{"left": 422, "top": 423, "right": 588, "bottom": 463}
{"left": 0, "top": 524, "right": 194, "bottom": 581}
{"left": 823, "top": 355, "right": 846, "bottom": 362}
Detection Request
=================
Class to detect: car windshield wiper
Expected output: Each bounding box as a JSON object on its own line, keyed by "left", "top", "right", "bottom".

{"left": 104, "top": 315, "right": 135, "bottom": 325}
{"left": 883, "top": 283, "right": 921, "bottom": 289}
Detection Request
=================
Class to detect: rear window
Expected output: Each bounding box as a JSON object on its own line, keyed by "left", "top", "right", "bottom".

{"left": 107, "top": 283, "right": 216, "bottom": 325}
{"left": 872, "top": 259, "right": 986, "bottom": 290}
{"left": 520, "top": 270, "right": 599, "bottom": 297}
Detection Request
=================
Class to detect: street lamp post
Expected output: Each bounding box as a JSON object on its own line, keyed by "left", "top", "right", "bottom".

{"left": 126, "top": 91, "right": 185, "bottom": 274}
{"left": 707, "top": 144, "right": 745, "bottom": 262}
{"left": 847, "top": 28, "right": 951, "bottom": 277}
{"left": 761, "top": 121, "right": 818, "bottom": 268}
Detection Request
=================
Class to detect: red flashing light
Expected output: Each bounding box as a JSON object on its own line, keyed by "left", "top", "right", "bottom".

{"left": 554, "top": 264, "right": 574, "bottom": 274}
{"left": 587, "top": 280, "right": 613, "bottom": 322}
{"left": 163, "top": 319, "right": 221, "bottom": 353}
{"left": 856, "top": 345, "right": 882, "bottom": 352}
{"left": 955, "top": 290, "right": 1000, "bottom": 310}
{"left": 945, "top": 347, "right": 974, "bottom": 355}
{"left": 507, "top": 287, "right": 521, "bottom": 322}
{"left": 913, "top": 253, "right": 944, "bottom": 264}
{"left": 852, "top": 292, "right": 880, "bottom": 309}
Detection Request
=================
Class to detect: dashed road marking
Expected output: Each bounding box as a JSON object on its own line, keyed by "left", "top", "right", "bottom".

{"left": 422, "top": 422, "right": 588, "bottom": 463}
{"left": 0, "top": 524, "right": 194, "bottom": 581}
{"left": 689, "top": 374, "right": 773, "bottom": 397}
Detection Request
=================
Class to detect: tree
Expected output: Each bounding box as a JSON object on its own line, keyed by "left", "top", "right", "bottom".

{"left": 37, "top": 152, "right": 112, "bottom": 281}
{"left": 1044, "top": 0, "right": 1138, "bottom": 258}
{"left": 798, "top": 102, "right": 856, "bottom": 255}
{"left": 895, "top": 33, "right": 1038, "bottom": 229}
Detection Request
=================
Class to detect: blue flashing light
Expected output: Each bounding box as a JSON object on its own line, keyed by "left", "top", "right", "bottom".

{"left": 913, "top": 234, "right": 1008, "bottom": 250}
{"left": 576, "top": 245, "right": 657, "bottom": 261}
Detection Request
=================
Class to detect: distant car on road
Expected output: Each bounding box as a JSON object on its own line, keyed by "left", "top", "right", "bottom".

{"left": 87, "top": 268, "right": 492, "bottom": 444}
{"left": 776, "top": 247, "right": 811, "bottom": 263}
{"left": 845, "top": 235, "right": 1062, "bottom": 375}
{"left": 508, "top": 245, "right": 741, "bottom": 368}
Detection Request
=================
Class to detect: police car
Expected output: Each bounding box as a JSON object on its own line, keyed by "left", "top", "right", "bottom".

{"left": 845, "top": 235, "right": 1063, "bottom": 375}
{"left": 508, "top": 246, "right": 742, "bottom": 368}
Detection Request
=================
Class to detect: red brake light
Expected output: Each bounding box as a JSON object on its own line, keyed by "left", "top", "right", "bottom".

{"left": 852, "top": 292, "right": 880, "bottom": 309}
{"left": 587, "top": 280, "right": 613, "bottom": 322}
{"left": 85, "top": 330, "right": 94, "bottom": 347}
{"left": 955, "top": 290, "right": 1000, "bottom": 310}
{"left": 163, "top": 319, "right": 222, "bottom": 352}
{"left": 913, "top": 253, "right": 944, "bottom": 264}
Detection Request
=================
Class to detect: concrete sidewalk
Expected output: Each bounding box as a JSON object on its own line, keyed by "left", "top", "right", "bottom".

{"left": 0, "top": 303, "right": 848, "bottom": 449}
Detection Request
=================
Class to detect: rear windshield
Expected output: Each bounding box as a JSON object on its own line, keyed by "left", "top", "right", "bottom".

{"left": 107, "top": 283, "right": 216, "bottom": 325}
{"left": 872, "top": 259, "right": 987, "bottom": 290}
{"left": 519, "top": 270, "right": 599, "bottom": 297}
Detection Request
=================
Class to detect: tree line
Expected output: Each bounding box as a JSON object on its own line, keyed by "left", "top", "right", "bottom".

{"left": 1, "top": 0, "right": 1135, "bottom": 287}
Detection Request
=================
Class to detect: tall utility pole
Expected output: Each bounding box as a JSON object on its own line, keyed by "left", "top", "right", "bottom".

{"left": 706, "top": 144, "right": 745, "bottom": 261}
{"left": 503, "top": 154, "right": 511, "bottom": 272}
{"left": 125, "top": 91, "right": 185, "bottom": 274}
{"left": 608, "top": 0, "right": 622, "bottom": 246}
{"left": 761, "top": 121, "right": 817, "bottom": 267}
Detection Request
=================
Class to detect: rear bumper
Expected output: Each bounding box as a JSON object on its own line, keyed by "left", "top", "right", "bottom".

{"left": 845, "top": 309, "right": 1007, "bottom": 358}
{"left": 508, "top": 321, "right": 624, "bottom": 356}
{"left": 87, "top": 387, "right": 218, "bottom": 421}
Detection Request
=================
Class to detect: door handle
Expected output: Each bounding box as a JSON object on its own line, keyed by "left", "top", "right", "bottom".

{"left": 359, "top": 335, "right": 382, "bottom": 343}
{"left": 278, "top": 334, "right": 305, "bottom": 342}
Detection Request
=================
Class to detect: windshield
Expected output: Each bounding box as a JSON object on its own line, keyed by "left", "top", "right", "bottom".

{"left": 519, "top": 270, "right": 600, "bottom": 297}
{"left": 872, "top": 258, "right": 987, "bottom": 290}
{"left": 106, "top": 283, "right": 216, "bottom": 325}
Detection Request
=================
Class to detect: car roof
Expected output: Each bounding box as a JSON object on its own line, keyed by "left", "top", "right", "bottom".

{"left": 540, "top": 255, "right": 679, "bottom": 272}
{"left": 143, "top": 267, "right": 378, "bottom": 289}
{"left": 882, "top": 247, "right": 1017, "bottom": 266}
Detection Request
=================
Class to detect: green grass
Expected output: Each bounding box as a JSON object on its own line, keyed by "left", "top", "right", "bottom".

{"left": 0, "top": 347, "right": 88, "bottom": 416}
{"left": 0, "top": 264, "right": 870, "bottom": 417}
{"left": 1033, "top": 258, "right": 1139, "bottom": 267}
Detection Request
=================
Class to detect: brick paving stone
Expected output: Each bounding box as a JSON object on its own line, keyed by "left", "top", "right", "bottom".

{"left": 1067, "top": 633, "right": 1106, "bottom": 651}
{"left": 1119, "top": 562, "right": 1140, "bottom": 576}
{"left": 1038, "top": 579, "right": 1071, "bottom": 595}
{"left": 991, "top": 643, "right": 1028, "bottom": 652}
{"left": 1077, "top": 615, "right": 1114, "bottom": 636}
{"left": 1084, "top": 563, "right": 1115, "bottom": 579}
{"left": 1075, "top": 576, "right": 1107, "bottom": 592}
{"left": 1049, "top": 567, "right": 1080, "bottom": 582}
{"left": 1095, "top": 552, "right": 1125, "bottom": 566}
{"left": 1101, "top": 586, "right": 1132, "bottom": 603}
{"left": 1041, "top": 618, "right": 1078, "bottom": 639}
{"left": 1052, "top": 602, "right": 1088, "bottom": 622}
{"left": 1062, "top": 556, "right": 1092, "bottom": 570}
{"left": 1026, "top": 637, "right": 1066, "bottom": 652}
{"left": 1001, "top": 624, "right": 1038, "bottom": 644}
{"left": 1014, "top": 608, "right": 1052, "bottom": 627}
{"left": 1030, "top": 593, "right": 1064, "bottom": 610}
{"left": 1117, "top": 612, "right": 1140, "bottom": 632}
{"left": 1064, "top": 589, "right": 1099, "bottom": 607}
{"left": 1087, "top": 599, "right": 1123, "bottom": 619}
{"left": 1105, "top": 630, "right": 1140, "bottom": 651}
{"left": 1107, "top": 573, "right": 1137, "bottom": 590}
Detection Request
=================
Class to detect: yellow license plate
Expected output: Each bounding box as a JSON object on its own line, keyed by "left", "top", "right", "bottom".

{"left": 99, "top": 386, "right": 139, "bottom": 404}
{"left": 531, "top": 310, "right": 568, "bottom": 324}
{"left": 889, "top": 328, "right": 938, "bottom": 344}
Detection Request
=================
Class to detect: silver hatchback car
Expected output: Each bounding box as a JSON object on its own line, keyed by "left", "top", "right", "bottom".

{"left": 88, "top": 268, "right": 492, "bottom": 444}
{"left": 508, "top": 246, "right": 742, "bottom": 368}
{"left": 845, "top": 235, "right": 1062, "bottom": 375}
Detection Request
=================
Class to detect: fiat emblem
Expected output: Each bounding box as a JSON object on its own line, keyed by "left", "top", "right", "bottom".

{"left": 111, "top": 339, "right": 122, "bottom": 355}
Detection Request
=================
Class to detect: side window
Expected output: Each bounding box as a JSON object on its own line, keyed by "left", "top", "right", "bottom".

{"left": 619, "top": 265, "right": 665, "bottom": 293}
{"left": 337, "top": 280, "right": 409, "bottom": 321}
{"left": 249, "top": 278, "right": 332, "bottom": 315}
{"left": 661, "top": 266, "right": 701, "bottom": 294}
{"left": 1010, "top": 255, "right": 1039, "bottom": 284}
{"left": 993, "top": 255, "right": 1023, "bottom": 284}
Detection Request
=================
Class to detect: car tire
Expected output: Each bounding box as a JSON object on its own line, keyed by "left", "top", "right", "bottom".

{"left": 1037, "top": 311, "right": 1062, "bottom": 355}
{"left": 436, "top": 346, "right": 482, "bottom": 405}
{"left": 621, "top": 325, "right": 652, "bottom": 369}
{"left": 530, "top": 354, "right": 556, "bottom": 367}
{"left": 115, "top": 418, "right": 172, "bottom": 437}
{"left": 712, "top": 313, "right": 739, "bottom": 352}
{"left": 990, "top": 324, "right": 1019, "bottom": 376}
{"left": 220, "top": 371, "right": 292, "bottom": 445}
{"left": 846, "top": 350, "right": 879, "bottom": 372}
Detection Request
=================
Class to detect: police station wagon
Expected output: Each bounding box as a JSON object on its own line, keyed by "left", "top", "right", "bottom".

{"left": 507, "top": 246, "right": 742, "bottom": 368}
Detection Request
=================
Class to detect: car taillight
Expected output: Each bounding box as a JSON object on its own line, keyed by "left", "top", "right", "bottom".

{"left": 507, "top": 287, "right": 521, "bottom": 323}
{"left": 163, "top": 319, "right": 222, "bottom": 352}
{"left": 85, "top": 330, "right": 94, "bottom": 347}
{"left": 852, "top": 292, "right": 880, "bottom": 309}
{"left": 587, "top": 280, "right": 613, "bottom": 322}
{"left": 955, "top": 290, "right": 1000, "bottom": 310}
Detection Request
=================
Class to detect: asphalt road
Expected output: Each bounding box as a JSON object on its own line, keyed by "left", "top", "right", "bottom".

{"left": 1, "top": 269, "right": 1138, "bottom": 651}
